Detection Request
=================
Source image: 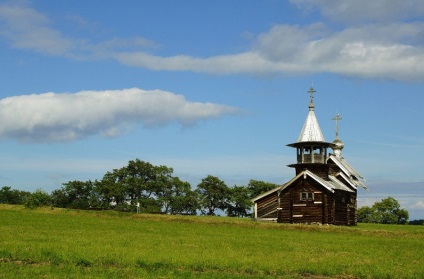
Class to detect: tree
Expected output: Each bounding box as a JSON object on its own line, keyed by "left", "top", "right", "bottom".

{"left": 0, "top": 186, "right": 31, "bottom": 205}
{"left": 51, "top": 180, "right": 99, "bottom": 209}
{"left": 95, "top": 158, "right": 189, "bottom": 213}
{"left": 24, "top": 189, "right": 51, "bottom": 208}
{"left": 196, "top": 175, "right": 229, "bottom": 216}
{"left": 94, "top": 159, "right": 163, "bottom": 211}
{"left": 357, "top": 197, "right": 409, "bottom": 224}
{"left": 246, "top": 180, "right": 279, "bottom": 199}
{"left": 157, "top": 177, "right": 198, "bottom": 215}
{"left": 226, "top": 186, "right": 252, "bottom": 217}
{"left": 374, "top": 197, "right": 409, "bottom": 224}
{"left": 357, "top": 206, "right": 374, "bottom": 223}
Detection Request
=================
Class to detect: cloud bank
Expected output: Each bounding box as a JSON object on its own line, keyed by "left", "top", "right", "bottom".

{"left": 0, "top": 88, "right": 238, "bottom": 143}
{"left": 1, "top": 1, "right": 424, "bottom": 81}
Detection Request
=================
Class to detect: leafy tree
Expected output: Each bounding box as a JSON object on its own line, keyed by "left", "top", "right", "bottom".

{"left": 55, "top": 158, "right": 196, "bottom": 214}
{"left": 95, "top": 159, "right": 183, "bottom": 212}
{"left": 50, "top": 188, "right": 69, "bottom": 208}
{"left": 24, "top": 189, "right": 51, "bottom": 209}
{"left": 97, "top": 170, "right": 129, "bottom": 207}
{"left": 226, "top": 186, "right": 252, "bottom": 217}
{"left": 246, "top": 180, "right": 279, "bottom": 199}
{"left": 51, "top": 180, "right": 99, "bottom": 209}
{"left": 357, "top": 206, "right": 374, "bottom": 223}
{"left": 196, "top": 175, "right": 229, "bottom": 216}
{"left": 0, "top": 186, "right": 31, "bottom": 205}
{"left": 357, "top": 197, "right": 409, "bottom": 224}
{"left": 125, "top": 159, "right": 166, "bottom": 202}
{"left": 170, "top": 189, "right": 198, "bottom": 215}
{"left": 374, "top": 197, "right": 409, "bottom": 224}
{"left": 157, "top": 177, "right": 198, "bottom": 215}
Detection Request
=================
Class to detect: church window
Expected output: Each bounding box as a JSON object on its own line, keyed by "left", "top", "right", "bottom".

{"left": 300, "top": 192, "right": 314, "bottom": 201}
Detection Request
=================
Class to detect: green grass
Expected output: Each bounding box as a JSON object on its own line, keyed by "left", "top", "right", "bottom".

{"left": 0, "top": 205, "right": 423, "bottom": 278}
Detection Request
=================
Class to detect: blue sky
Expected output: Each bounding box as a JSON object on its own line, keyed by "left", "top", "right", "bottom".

{"left": 0, "top": 0, "right": 423, "bottom": 219}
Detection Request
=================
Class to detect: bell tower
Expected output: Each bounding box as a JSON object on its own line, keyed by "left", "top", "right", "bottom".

{"left": 287, "top": 87, "right": 332, "bottom": 178}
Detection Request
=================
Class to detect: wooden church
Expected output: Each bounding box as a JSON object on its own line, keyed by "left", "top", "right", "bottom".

{"left": 252, "top": 87, "right": 367, "bottom": 226}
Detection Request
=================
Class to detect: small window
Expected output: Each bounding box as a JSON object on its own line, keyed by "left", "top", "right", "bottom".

{"left": 300, "top": 192, "right": 314, "bottom": 201}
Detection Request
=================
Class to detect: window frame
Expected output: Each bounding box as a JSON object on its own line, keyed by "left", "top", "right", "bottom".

{"left": 300, "top": 192, "right": 314, "bottom": 201}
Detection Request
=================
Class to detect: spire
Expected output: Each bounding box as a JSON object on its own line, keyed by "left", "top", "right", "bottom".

{"left": 297, "top": 87, "right": 325, "bottom": 142}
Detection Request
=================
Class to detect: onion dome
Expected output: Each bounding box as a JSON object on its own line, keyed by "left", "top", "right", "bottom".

{"left": 332, "top": 137, "right": 344, "bottom": 158}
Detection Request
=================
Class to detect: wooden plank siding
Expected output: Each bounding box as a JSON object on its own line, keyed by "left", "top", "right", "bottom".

{"left": 256, "top": 193, "right": 279, "bottom": 219}
{"left": 255, "top": 174, "right": 359, "bottom": 226}
{"left": 278, "top": 179, "right": 325, "bottom": 224}
{"left": 278, "top": 191, "right": 292, "bottom": 223}
{"left": 333, "top": 191, "right": 357, "bottom": 226}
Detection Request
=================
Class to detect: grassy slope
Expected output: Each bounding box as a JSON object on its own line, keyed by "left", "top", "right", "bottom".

{"left": 0, "top": 205, "right": 423, "bottom": 279}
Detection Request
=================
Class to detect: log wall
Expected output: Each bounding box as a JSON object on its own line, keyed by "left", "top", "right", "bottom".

{"left": 257, "top": 178, "right": 358, "bottom": 226}
{"left": 255, "top": 192, "right": 278, "bottom": 219}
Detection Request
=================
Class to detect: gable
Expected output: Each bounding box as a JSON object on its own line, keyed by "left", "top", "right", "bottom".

{"left": 280, "top": 170, "right": 353, "bottom": 193}
{"left": 327, "top": 155, "right": 367, "bottom": 190}
{"left": 251, "top": 185, "right": 281, "bottom": 202}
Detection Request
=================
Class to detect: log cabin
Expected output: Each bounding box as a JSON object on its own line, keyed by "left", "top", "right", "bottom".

{"left": 252, "top": 87, "right": 367, "bottom": 225}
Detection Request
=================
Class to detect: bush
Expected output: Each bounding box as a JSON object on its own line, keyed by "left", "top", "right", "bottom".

{"left": 24, "top": 189, "right": 51, "bottom": 209}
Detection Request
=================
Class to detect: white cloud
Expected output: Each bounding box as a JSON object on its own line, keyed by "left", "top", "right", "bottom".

{"left": 2, "top": 2, "right": 424, "bottom": 81}
{"left": 0, "top": 88, "right": 238, "bottom": 143}
{"left": 412, "top": 200, "right": 424, "bottom": 210}
{"left": 290, "top": 0, "right": 424, "bottom": 23}
{"left": 114, "top": 52, "right": 278, "bottom": 74}
{"left": 115, "top": 22, "right": 424, "bottom": 81}
{"left": 0, "top": 2, "right": 154, "bottom": 58}
{"left": 0, "top": 2, "right": 75, "bottom": 55}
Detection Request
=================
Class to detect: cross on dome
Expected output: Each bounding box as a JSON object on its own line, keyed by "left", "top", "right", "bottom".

{"left": 308, "top": 87, "right": 316, "bottom": 110}
{"left": 332, "top": 113, "right": 342, "bottom": 139}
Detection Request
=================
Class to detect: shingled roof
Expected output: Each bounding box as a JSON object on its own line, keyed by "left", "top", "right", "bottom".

{"left": 297, "top": 87, "right": 325, "bottom": 143}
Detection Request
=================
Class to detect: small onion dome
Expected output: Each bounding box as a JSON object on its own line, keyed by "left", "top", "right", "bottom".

{"left": 332, "top": 138, "right": 344, "bottom": 158}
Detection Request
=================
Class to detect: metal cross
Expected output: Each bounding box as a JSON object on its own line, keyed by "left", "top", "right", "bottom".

{"left": 308, "top": 87, "right": 316, "bottom": 104}
{"left": 332, "top": 113, "right": 342, "bottom": 138}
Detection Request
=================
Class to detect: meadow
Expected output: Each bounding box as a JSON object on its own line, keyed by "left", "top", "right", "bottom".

{"left": 0, "top": 205, "right": 423, "bottom": 278}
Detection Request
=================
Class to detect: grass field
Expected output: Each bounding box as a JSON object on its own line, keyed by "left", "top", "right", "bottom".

{"left": 0, "top": 205, "right": 423, "bottom": 278}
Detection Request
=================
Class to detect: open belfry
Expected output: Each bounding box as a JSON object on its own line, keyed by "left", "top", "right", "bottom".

{"left": 252, "top": 87, "right": 367, "bottom": 225}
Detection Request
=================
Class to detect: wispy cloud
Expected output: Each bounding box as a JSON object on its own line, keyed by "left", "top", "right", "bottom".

{"left": 112, "top": 21, "right": 424, "bottom": 81}
{"left": 290, "top": 0, "right": 424, "bottom": 23}
{"left": 0, "top": 1, "right": 75, "bottom": 55}
{"left": 0, "top": 88, "right": 239, "bottom": 143}
{"left": 1, "top": 1, "right": 424, "bottom": 80}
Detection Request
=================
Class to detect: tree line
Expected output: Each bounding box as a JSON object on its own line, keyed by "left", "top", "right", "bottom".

{"left": 0, "top": 159, "right": 278, "bottom": 217}
{"left": 1, "top": 158, "right": 417, "bottom": 224}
